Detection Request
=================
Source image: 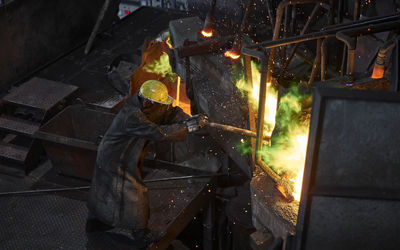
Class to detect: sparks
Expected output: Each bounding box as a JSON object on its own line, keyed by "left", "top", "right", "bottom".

{"left": 224, "top": 50, "right": 241, "bottom": 59}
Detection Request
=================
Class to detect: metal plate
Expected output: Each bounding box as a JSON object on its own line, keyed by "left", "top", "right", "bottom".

{"left": 295, "top": 88, "right": 400, "bottom": 250}
{"left": 0, "top": 194, "right": 88, "bottom": 250}
{"left": 3, "top": 77, "right": 78, "bottom": 111}
{"left": 0, "top": 168, "right": 213, "bottom": 250}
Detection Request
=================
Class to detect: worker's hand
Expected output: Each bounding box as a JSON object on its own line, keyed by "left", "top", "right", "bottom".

{"left": 185, "top": 114, "right": 208, "bottom": 133}
{"left": 197, "top": 114, "right": 209, "bottom": 128}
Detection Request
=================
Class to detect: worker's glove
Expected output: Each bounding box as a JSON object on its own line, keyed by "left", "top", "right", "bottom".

{"left": 185, "top": 114, "right": 209, "bottom": 133}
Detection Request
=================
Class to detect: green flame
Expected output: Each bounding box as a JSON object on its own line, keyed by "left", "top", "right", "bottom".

{"left": 260, "top": 86, "right": 311, "bottom": 178}
{"left": 144, "top": 53, "right": 177, "bottom": 82}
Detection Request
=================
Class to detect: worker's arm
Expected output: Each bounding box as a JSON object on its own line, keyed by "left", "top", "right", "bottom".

{"left": 124, "top": 110, "right": 188, "bottom": 142}
{"left": 165, "top": 106, "right": 190, "bottom": 124}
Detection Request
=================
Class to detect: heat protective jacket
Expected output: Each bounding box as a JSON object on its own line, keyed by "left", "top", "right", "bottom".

{"left": 88, "top": 94, "right": 188, "bottom": 229}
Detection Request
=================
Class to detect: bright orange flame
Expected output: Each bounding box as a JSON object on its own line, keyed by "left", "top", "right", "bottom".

{"left": 289, "top": 134, "right": 308, "bottom": 201}
{"left": 201, "top": 29, "right": 213, "bottom": 37}
{"left": 165, "top": 36, "right": 173, "bottom": 50}
{"left": 224, "top": 50, "right": 241, "bottom": 60}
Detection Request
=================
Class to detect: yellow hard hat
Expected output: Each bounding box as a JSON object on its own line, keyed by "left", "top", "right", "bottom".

{"left": 139, "top": 80, "right": 173, "bottom": 105}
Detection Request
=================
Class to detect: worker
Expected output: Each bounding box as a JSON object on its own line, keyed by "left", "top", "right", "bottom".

{"left": 86, "top": 80, "right": 207, "bottom": 248}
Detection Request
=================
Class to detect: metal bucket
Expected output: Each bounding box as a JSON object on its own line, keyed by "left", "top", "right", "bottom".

{"left": 34, "top": 105, "right": 115, "bottom": 179}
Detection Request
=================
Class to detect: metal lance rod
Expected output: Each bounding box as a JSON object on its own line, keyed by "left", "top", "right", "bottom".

{"left": 208, "top": 122, "right": 271, "bottom": 141}
{"left": 0, "top": 175, "right": 224, "bottom": 196}
{"left": 84, "top": 0, "right": 111, "bottom": 55}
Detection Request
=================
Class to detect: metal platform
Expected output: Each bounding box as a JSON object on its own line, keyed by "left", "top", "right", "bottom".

{"left": 0, "top": 141, "right": 29, "bottom": 164}
{"left": 2, "top": 77, "right": 78, "bottom": 112}
{"left": 0, "top": 77, "right": 78, "bottom": 172}
{"left": 0, "top": 167, "right": 213, "bottom": 250}
{"left": 0, "top": 115, "right": 40, "bottom": 137}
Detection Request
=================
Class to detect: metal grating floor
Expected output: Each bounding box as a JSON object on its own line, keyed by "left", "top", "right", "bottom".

{"left": 0, "top": 193, "right": 139, "bottom": 250}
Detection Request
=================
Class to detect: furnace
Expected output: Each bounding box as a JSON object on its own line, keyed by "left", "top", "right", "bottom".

{"left": 168, "top": 1, "right": 400, "bottom": 247}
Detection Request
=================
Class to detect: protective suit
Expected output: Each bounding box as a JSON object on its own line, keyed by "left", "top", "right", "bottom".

{"left": 87, "top": 94, "right": 189, "bottom": 230}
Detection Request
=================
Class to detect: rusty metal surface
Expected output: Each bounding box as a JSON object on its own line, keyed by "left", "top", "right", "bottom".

{"left": 177, "top": 36, "right": 233, "bottom": 58}
{"left": 34, "top": 105, "right": 115, "bottom": 179}
{"left": 3, "top": 77, "right": 78, "bottom": 111}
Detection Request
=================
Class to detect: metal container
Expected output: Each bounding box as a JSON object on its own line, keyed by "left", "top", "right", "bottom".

{"left": 34, "top": 105, "right": 115, "bottom": 179}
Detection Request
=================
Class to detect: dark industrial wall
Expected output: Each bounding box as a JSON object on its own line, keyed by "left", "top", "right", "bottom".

{"left": 0, "top": 0, "right": 119, "bottom": 92}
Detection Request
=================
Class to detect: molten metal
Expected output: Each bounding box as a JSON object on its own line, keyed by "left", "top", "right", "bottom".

{"left": 201, "top": 29, "right": 213, "bottom": 38}
{"left": 224, "top": 50, "right": 241, "bottom": 59}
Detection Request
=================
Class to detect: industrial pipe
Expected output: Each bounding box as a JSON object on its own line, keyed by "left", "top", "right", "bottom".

{"left": 336, "top": 19, "right": 400, "bottom": 77}
{"left": 354, "top": 0, "right": 360, "bottom": 21}
{"left": 247, "top": 13, "right": 400, "bottom": 49}
{"left": 203, "top": 198, "right": 215, "bottom": 250}
{"left": 267, "top": 0, "right": 325, "bottom": 92}
{"left": 280, "top": 3, "right": 322, "bottom": 78}
{"left": 225, "top": 0, "right": 254, "bottom": 59}
{"left": 320, "top": 36, "right": 337, "bottom": 81}
{"left": 320, "top": 13, "right": 400, "bottom": 31}
{"left": 0, "top": 174, "right": 225, "bottom": 196}
{"left": 336, "top": 32, "right": 356, "bottom": 78}
{"left": 265, "top": 0, "right": 275, "bottom": 30}
{"left": 371, "top": 39, "right": 396, "bottom": 79}
{"left": 328, "top": 0, "right": 334, "bottom": 25}
{"left": 201, "top": 0, "right": 217, "bottom": 37}
{"left": 309, "top": 38, "right": 322, "bottom": 84}
{"left": 390, "top": 35, "right": 400, "bottom": 92}
{"left": 85, "top": 0, "right": 111, "bottom": 55}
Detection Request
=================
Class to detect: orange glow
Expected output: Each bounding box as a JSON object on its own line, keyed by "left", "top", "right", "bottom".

{"left": 165, "top": 36, "right": 173, "bottom": 50}
{"left": 288, "top": 134, "right": 308, "bottom": 201}
{"left": 371, "top": 64, "right": 385, "bottom": 79}
{"left": 233, "top": 61, "right": 309, "bottom": 202}
{"left": 276, "top": 184, "right": 290, "bottom": 200}
{"left": 224, "top": 50, "right": 241, "bottom": 60}
{"left": 201, "top": 29, "right": 213, "bottom": 38}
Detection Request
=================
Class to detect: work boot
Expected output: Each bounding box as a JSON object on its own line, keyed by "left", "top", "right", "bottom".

{"left": 131, "top": 228, "right": 161, "bottom": 249}
{"left": 85, "top": 214, "right": 114, "bottom": 233}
